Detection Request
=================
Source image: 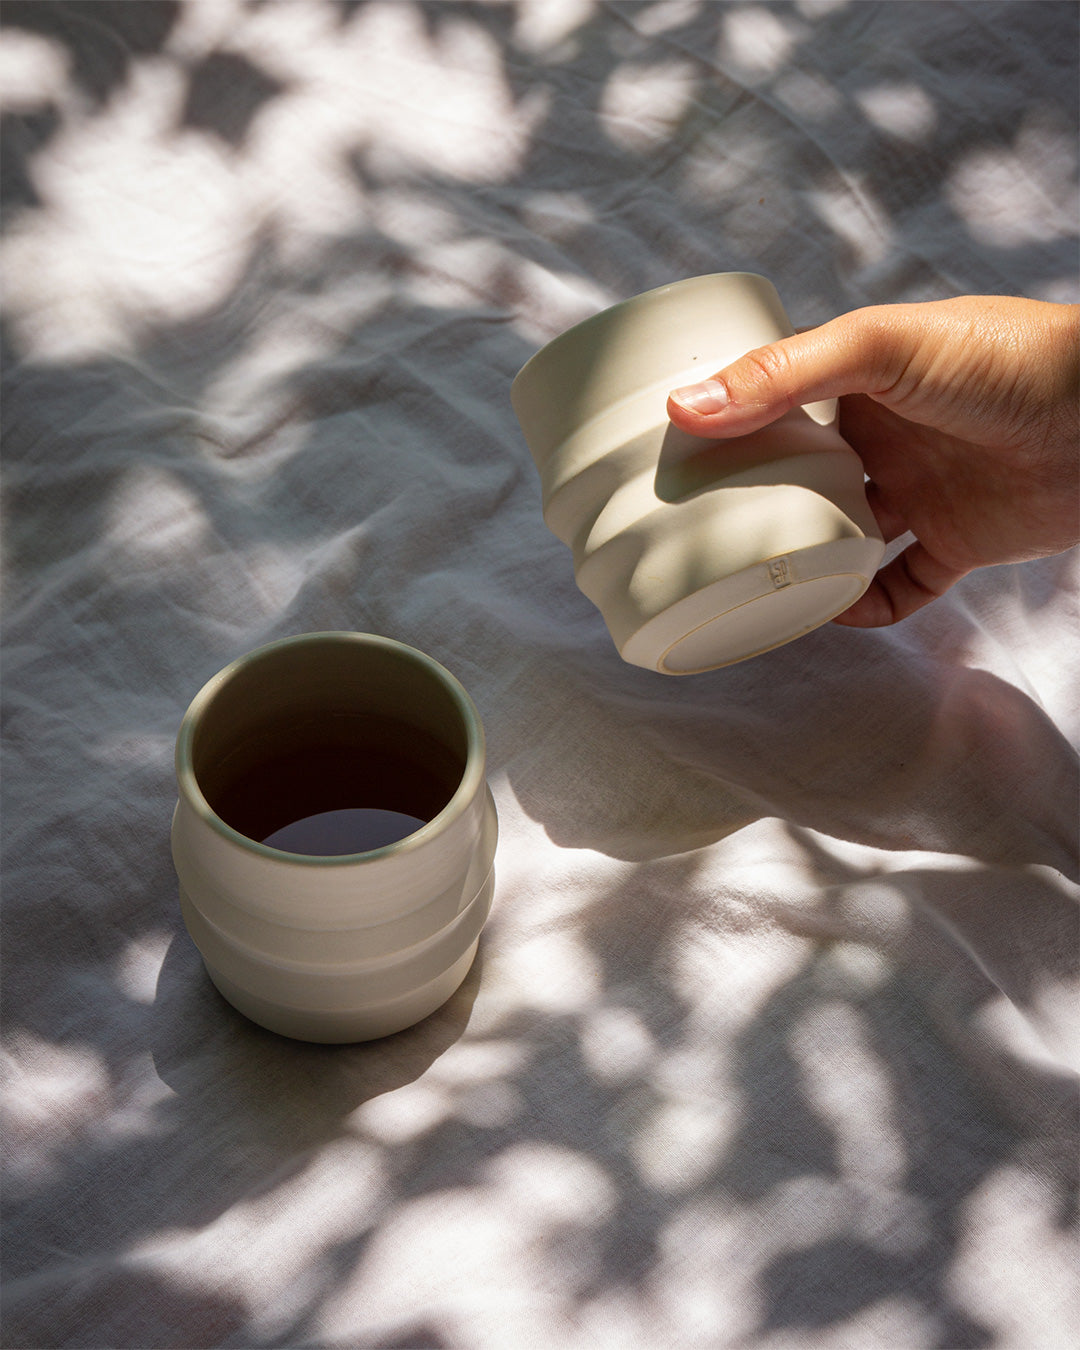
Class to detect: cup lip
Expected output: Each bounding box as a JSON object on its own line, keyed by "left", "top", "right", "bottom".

{"left": 510, "top": 270, "right": 771, "bottom": 403}
{"left": 175, "top": 631, "right": 487, "bottom": 867}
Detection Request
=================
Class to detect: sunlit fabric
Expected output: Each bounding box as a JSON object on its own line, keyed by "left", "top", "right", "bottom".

{"left": 2, "top": 2, "right": 1077, "bottom": 1347}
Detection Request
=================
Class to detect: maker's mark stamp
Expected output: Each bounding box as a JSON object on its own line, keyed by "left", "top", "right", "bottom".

{"left": 768, "top": 557, "right": 792, "bottom": 589}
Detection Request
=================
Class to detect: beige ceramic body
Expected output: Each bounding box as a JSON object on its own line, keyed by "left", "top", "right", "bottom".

{"left": 171, "top": 632, "right": 497, "bottom": 1043}
{"left": 511, "top": 273, "right": 885, "bottom": 673}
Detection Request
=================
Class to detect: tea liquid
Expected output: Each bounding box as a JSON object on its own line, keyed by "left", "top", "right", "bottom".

{"left": 205, "top": 714, "right": 462, "bottom": 856}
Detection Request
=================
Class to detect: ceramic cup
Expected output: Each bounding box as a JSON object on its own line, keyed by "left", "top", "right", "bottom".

{"left": 171, "top": 632, "right": 497, "bottom": 1043}
{"left": 511, "top": 272, "right": 885, "bottom": 673}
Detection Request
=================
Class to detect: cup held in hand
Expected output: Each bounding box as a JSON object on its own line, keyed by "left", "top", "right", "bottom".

{"left": 511, "top": 273, "right": 884, "bottom": 673}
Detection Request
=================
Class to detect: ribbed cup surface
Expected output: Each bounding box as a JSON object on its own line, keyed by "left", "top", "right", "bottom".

{"left": 172, "top": 632, "right": 497, "bottom": 1042}
{"left": 512, "top": 274, "right": 884, "bottom": 672}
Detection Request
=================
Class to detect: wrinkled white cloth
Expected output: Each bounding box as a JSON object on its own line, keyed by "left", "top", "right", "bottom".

{"left": 2, "top": 2, "right": 1077, "bottom": 1348}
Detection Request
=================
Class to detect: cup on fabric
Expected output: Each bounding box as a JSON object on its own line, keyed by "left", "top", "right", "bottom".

{"left": 171, "top": 632, "right": 497, "bottom": 1043}
{"left": 511, "top": 272, "right": 885, "bottom": 673}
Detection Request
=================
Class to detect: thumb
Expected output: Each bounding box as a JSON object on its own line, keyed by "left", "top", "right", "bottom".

{"left": 666, "top": 308, "right": 906, "bottom": 437}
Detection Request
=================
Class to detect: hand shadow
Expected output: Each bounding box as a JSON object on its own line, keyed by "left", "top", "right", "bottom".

{"left": 653, "top": 408, "right": 850, "bottom": 506}
{"left": 503, "top": 614, "right": 1078, "bottom": 878}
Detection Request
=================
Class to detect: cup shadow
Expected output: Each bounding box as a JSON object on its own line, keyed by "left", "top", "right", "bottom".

{"left": 151, "top": 926, "right": 484, "bottom": 1113}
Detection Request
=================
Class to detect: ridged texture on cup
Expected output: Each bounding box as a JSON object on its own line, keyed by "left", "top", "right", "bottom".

{"left": 512, "top": 273, "right": 885, "bottom": 672}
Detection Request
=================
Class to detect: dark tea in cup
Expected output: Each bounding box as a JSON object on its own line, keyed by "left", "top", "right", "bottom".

{"left": 204, "top": 714, "right": 463, "bottom": 856}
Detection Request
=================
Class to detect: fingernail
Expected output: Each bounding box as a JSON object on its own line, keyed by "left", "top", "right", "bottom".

{"left": 669, "top": 378, "right": 729, "bottom": 415}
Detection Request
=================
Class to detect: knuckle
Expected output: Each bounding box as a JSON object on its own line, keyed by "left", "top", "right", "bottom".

{"left": 849, "top": 304, "right": 931, "bottom": 401}
{"left": 733, "top": 343, "right": 799, "bottom": 409}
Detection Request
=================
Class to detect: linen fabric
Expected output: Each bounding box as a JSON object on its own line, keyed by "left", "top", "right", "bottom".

{"left": 2, "top": 2, "right": 1077, "bottom": 1347}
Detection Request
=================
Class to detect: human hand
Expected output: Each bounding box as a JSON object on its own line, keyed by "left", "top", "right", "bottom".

{"left": 666, "top": 296, "right": 1079, "bottom": 626}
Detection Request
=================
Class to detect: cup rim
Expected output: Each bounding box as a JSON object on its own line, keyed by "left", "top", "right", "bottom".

{"left": 175, "top": 631, "right": 486, "bottom": 867}
{"left": 510, "top": 270, "right": 771, "bottom": 401}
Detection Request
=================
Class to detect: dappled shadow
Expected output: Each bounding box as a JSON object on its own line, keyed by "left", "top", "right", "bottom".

{"left": 2, "top": 923, "right": 484, "bottom": 1287}
{"left": 5, "top": 1266, "right": 250, "bottom": 1350}
{"left": 1, "top": 0, "right": 182, "bottom": 108}
{"left": 715, "top": 951, "right": 1015, "bottom": 1346}
{"left": 0, "top": 101, "right": 61, "bottom": 216}
{"left": 3, "top": 0, "right": 1077, "bottom": 1347}
{"left": 181, "top": 50, "right": 289, "bottom": 149}
{"left": 195, "top": 851, "right": 1073, "bottom": 1347}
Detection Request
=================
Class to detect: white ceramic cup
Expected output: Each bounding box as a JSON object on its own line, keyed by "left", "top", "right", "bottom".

{"left": 511, "top": 272, "right": 885, "bottom": 673}
{"left": 171, "top": 632, "right": 497, "bottom": 1043}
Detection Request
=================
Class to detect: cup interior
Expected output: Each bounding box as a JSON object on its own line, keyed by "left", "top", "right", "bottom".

{"left": 179, "top": 634, "right": 481, "bottom": 857}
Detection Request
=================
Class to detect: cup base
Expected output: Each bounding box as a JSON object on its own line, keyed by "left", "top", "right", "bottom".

{"left": 202, "top": 938, "right": 480, "bottom": 1043}
{"left": 619, "top": 535, "right": 882, "bottom": 674}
